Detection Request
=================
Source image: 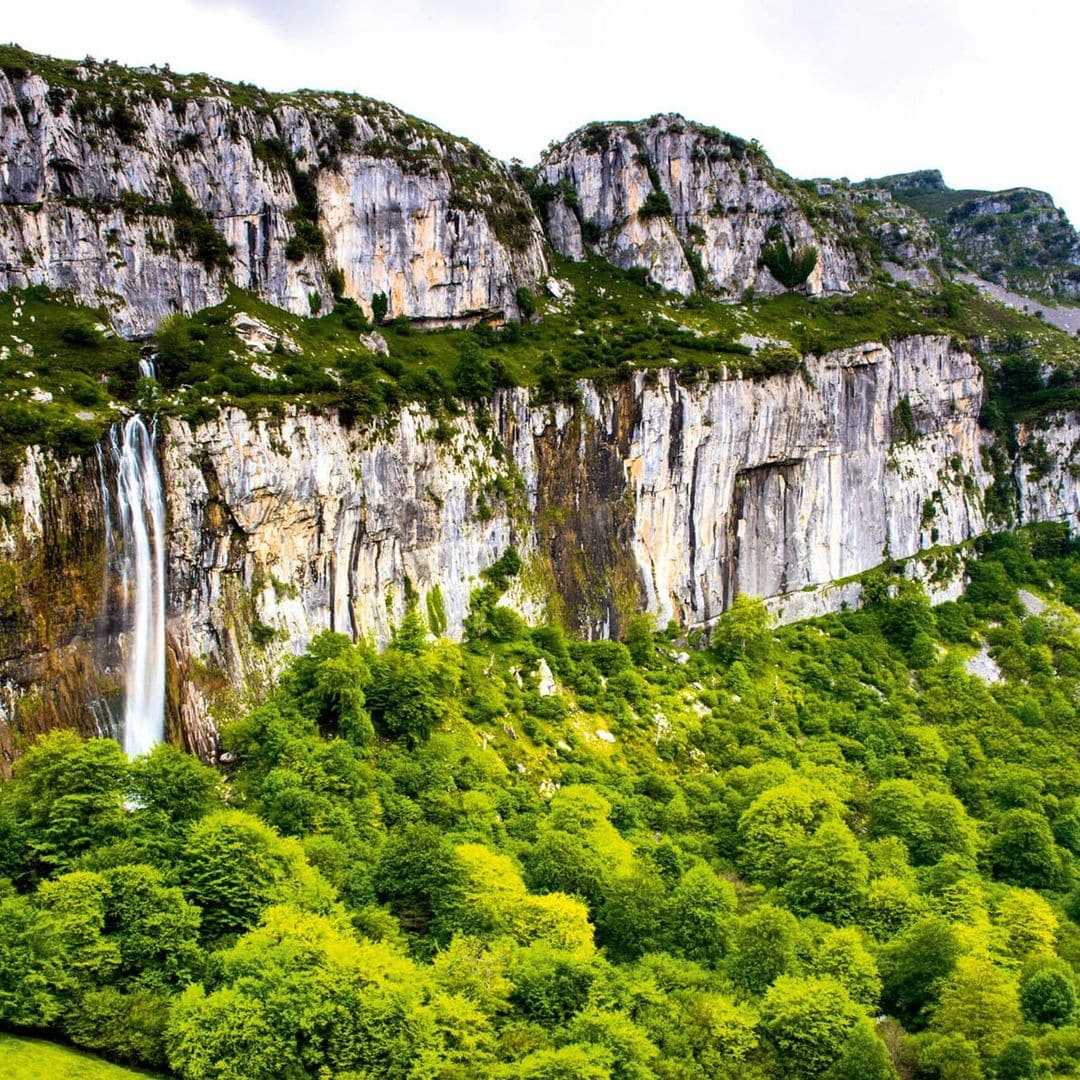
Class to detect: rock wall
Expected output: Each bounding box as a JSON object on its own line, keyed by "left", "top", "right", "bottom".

{"left": 536, "top": 115, "right": 864, "bottom": 297}
{"left": 0, "top": 61, "right": 546, "bottom": 335}
{"left": 1017, "top": 413, "right": 1080, "bottom": 527}
{"left": 1, "top": 332, "right": 1076, "bottom": 758}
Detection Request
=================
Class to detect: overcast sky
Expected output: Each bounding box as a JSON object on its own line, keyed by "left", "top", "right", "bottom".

{"left": 5, "top": 0, "right": 1078, "bottom": 222}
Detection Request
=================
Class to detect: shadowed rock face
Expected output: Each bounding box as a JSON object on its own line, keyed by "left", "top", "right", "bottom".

{"left": 0, "top": 63, "right": 547, "bottom": 335}
{"left": 535, "top": 115, "right": 864, "bottom": 297}
{"left": 5, "top": 332, "right": 1074, "bottom": 758}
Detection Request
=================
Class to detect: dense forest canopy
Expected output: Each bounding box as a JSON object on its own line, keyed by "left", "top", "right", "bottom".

{"left": 3, "top": 526, "right": 1080, "bottom": 1078}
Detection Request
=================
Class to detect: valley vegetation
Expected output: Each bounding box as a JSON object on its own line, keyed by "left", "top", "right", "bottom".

{"left": 3, "top": 527, "right": 1080, "bottom": 1077}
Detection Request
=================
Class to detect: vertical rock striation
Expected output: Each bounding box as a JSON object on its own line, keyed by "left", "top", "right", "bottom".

{"left": 535, "top": 115, "right": 864, "bottom": 297}
{"left": 0, "top": 58, "right": 546, "bottom": 335}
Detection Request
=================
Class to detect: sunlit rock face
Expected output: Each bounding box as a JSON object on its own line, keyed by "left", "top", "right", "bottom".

{"left": 0, "top": 65, "right": 546, "bottom": 336}
{"left": 535, "top": 115, "right": 864, "bottom": 297}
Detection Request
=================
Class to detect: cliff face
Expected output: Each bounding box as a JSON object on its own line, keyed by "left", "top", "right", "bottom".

{"left": 0, "top": 57, "right": 546, "bottom": 335}
{"left": 1, "top": 333, "right": 1048, "bottom": 755}
{"left": 535, "top": 115, "right": 864, "bottom": 297}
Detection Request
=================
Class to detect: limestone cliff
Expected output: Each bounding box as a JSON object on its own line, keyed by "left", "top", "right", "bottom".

{"left": 4, "top": 333, "right": 1071, "bottom": 757}
{"left": 535, "top": 115, "right": 865, "bottom": 297}
{"left": 0, "top": 51, "right": 546, "bottom": 335}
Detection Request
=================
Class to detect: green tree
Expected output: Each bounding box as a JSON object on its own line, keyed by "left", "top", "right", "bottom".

{"left": 507, "top": 1044, "right": 613, "bottom": 1080}
{"left": 712, "top": 595, "right": 772, "bottom": 664}
{"left": 1019, "top": 962, "right": 1077, "bottom": 1026}
{"left": 812, "top": 927, "right": 882, "bottom": 1008}
{"left": 989, "top": 808, "right": 1063, "bottom": 888}
{"left": 511, "top": 942, "right": 605, "bottom": 1024}
{"left": 5, "top": 732, "right": 129, "bottom": 877}
{"left": 931, "top": 956, "right": 1022, "bottom": 1058}
{"left": 878, "top": 916, "right": 961, "bottom": 1029}
{"left": 996, "top": 1038, "right": 1040, "bottom": 1080}
{"left": 282, "top": 631, "right": 373, "bottom": 745}
{"left": 728, "top": 904, "right": 802, "bottom": 994}
{"left": 374, "top": 823, "right": 466, "bottom": 943}
{"left": 178, "top": 810, "right": 336, "bottom": 941}
{"left": 167, "top": 905, "right": 457, "bottom": 1080}
{"left": 454, "top": 339, "right": 494, "bottom": 404}
{"left": 784, "top": 819, "right": 869, "bottom": 923}
{"left": 826, "top": 1018, "right": 898, "bottom": 1080}
{"left": 738, "top": 779, "right": 843, "bottom": 884}
{"left": 366, "top": 648, "right": 448, "bottom": 744}
{"left": 0, "top": 895, "right": 70, "bottom": 1026}
{"left": 760, "top": 975, "right": 863, "bottom": 1079}
{"left": 665, "top": 863, "right": 737, "bottom": 965}
{"left": 100, "top": 864, "right": 204, "bottom": 989}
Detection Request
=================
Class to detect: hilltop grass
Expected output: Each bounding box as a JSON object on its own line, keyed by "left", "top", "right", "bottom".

{"left": 0, "top": 1033, "right": 164, "bottom": 1079}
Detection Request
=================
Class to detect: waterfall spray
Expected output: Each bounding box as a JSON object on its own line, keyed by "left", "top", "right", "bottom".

{"left": 105, "top": 402, "right": 167, "bottom": 757}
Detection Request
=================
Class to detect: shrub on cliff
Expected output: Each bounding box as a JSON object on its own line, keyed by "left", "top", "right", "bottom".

{"left": 761, "top": 240, "right": 818, "bottom": 289}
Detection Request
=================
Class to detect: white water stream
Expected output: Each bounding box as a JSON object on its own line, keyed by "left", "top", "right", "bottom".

{"left": 105, "top": 365, "right": 166, "bottom": 756}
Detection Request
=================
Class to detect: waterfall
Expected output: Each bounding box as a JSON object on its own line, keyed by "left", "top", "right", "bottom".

{"left": 105, "top": 407, "right": 167, "bottom": 757}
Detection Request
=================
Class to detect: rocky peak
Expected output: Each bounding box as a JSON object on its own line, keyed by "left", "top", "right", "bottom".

{"left": 533, "top": 113, "right": 865, "bottom": 298}
{"left": 873, "top": 168, "right": 1080, "bottom": 300}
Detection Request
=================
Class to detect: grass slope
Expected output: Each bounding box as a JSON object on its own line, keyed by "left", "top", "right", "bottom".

{"left": 0, "top": 1033, "right": 164, "bottom": 1079}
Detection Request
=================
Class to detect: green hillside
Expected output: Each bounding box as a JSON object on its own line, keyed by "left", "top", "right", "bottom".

{"left": 3, "top": 527, "right": 1080, "bottom": 1076}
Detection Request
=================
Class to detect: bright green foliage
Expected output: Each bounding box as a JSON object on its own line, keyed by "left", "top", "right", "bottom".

{"left": 931, "top": 955, "right": 1022, "bottom": 1058}
{"left": 0, "top": 896, "right": 70, "bottom": 1027}
{"left": 510, "top": 942, "right": 606, "bottom": 1023}
{"left": 665, "top": 863, "right": 737, "bottom": 964}
{"left": 564, "top": 1008, "right": 660, "bottom": 1079}
{"left": 825, "top": 1018, "right": 898, "bottom": 1080}
{"left": 168, "top": 905, "right": 475, "bottom": 1079}
{"left": 64, "top": 987, "right": 172, "bottom": 1069}
{"left": 879, "top": 916, "right": 962, "bottom": 1028}
{"left": 994, "top": 887, "right": 1058, "bottom": 961}
{"left": 506, "top": 1044, "right": 613, "bottom": 1079}
{"left": 784, "top": 819, "right": 869, "bottom": 922}
{"left": 3, "top": 732, "right": 129, "bottom": 876}
{"left": 374, "top": 822, "right": 468, "bottom": 944}
{"left": 760, "top": 975, "right": 863, "bottom": 1079}
{"left": 3, "top": 534, "right": 1080, "bottom": 1076}
{"left": 811, "top": 927, "right": 882, "bottom": 1007}
{"left": 711, "top": 595, "right": 772, "bottom": 663}
{"left": 728, "top": 904, "right": 802, "bottom": 994}
{"left": 738, "top": 778, "right": 843, "bottom": 883}
{"left": 178, "top": 810, "right": 335, "bottom": 940}
{"left": 280, "top": 630, "right": 373, "bottom": 744}
{"left": 989, "top": 807, "right": 1064, "bottom": 888}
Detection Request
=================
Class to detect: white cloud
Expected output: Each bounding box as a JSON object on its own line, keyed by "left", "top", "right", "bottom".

{"left": 3, "top": 0, "right": 1079, "bottom": 223}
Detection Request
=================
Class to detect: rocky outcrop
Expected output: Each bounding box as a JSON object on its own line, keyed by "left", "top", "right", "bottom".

{"left": 1017, "top": 413, "right": 1080, "bottom": 527}
{"left": 535, "top": 115, "right": 864, "bottom": 297}
{"left": 876, "top": 170, "right": 1080, "bottom": 300}
{"left": 0, "top": 55, "right": 546, "bottom": 335}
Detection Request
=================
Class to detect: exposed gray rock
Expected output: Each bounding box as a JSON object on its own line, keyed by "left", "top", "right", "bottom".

{"left": 0, "top": 62, "right": 546, "bottom": 335}
{"left": 536, "top": 115, "right": 863, "bottom": 297}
